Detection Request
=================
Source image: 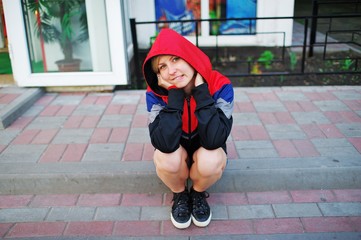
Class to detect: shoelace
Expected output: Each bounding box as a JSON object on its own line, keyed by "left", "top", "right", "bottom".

{"left": 192, "top": 191, "right": 210, "bottom": 215}
{"left": 172, "top": 192, "right": 190, "bottom": 217}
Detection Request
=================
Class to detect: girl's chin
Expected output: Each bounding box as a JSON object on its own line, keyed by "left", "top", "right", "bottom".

{"left": 174, "top": 80, "right": 186, "bottom": 86}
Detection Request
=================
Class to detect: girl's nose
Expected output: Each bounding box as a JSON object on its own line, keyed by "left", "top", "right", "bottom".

{"left": 167, "top": 64, "right": 176, "bottom": 75}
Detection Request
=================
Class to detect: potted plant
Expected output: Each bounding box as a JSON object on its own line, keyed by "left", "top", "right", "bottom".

{"left": 26, "top": 0, "right": 88, "bottom": 71}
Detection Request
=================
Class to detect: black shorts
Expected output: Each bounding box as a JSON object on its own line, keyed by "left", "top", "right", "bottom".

{"left": 180, "top": 134, "right": 227, "bottom": 168}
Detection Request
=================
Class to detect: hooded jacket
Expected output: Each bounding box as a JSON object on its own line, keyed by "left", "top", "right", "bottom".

{"left": 143, "top": 28, "right": 234, "bottom": 153}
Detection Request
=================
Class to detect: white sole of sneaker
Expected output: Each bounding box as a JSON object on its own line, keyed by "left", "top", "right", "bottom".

{"left": 191, "top": 211, "right": 212, "bottom": 227}
{"left": 170, "top": 213, "right": 192, "bottom": 229}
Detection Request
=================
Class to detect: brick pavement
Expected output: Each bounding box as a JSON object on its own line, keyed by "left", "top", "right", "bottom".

{"left": 0, "top": 189, "right": 360, "bottom": 238}
{"left": 0, "top": 86, "right": 361, "bottom": 238}
{"left": 1, "top": 86, "right": 360, "bottom": 163}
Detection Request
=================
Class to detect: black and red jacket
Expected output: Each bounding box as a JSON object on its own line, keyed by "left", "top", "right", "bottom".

{"left": 142, "top": 29, "right": 234, "bottom": 153}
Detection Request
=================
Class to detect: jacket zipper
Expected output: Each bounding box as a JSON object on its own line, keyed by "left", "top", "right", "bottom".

{"left": 186, "top": 96, "right": 192, "bottom": 140}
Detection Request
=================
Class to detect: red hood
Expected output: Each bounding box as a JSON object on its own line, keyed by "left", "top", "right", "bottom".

{"left": 142, "top": 29, "right": 213, "bottom": 96}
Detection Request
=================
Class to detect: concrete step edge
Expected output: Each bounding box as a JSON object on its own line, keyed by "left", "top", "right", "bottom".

{"left": 0, "top": 88, "right": 44, "bottom": 129}
{"left": 0, "top": 160, "right": 360, "bottom": 194}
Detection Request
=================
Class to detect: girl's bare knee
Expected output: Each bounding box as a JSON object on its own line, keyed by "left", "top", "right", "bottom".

{"left": 154, "top": 147, "right": 187, "bottom": 174}
{"left": 193, "top": 148, "right": 226, "bottom": 177}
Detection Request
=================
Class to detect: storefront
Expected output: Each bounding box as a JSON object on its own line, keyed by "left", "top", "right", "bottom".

{"left": 2, "top": 0, "right": 294, "bottom": 87}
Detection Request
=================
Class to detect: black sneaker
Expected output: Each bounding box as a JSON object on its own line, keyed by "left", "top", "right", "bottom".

{"left": 190, "top": 188, "right": 212, "bottom": 227}
{"left": 170, "top": 189, "right": 191, "bottom": 229}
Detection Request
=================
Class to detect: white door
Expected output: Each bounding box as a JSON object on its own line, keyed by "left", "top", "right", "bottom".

{"left": 2, "top": 0, "right": 130, "bottom": 86}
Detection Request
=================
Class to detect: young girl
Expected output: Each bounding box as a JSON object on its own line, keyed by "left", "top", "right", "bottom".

{"left": 142, "top": 28, "right": 234, "bottom": 229}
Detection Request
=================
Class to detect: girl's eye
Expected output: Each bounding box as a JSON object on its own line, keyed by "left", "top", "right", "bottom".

{"left": 158, "top": 65, "right": 166, "bottom": 71}
{"left": 172, "top": 57, "right": 179, "bottom": 62}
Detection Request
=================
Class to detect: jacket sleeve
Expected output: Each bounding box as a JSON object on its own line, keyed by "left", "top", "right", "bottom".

{"left": 192, "top": 83, "right": 233, "bottom": 150}
{"left": 148, "top": 88, "right": 185, "bottom": 153}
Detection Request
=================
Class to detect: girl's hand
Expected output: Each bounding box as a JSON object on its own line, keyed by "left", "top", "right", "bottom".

{"left": 194, "top": 72, "right": 204, "bottom": 87}
{"left": 157, "top": 74, "right": 172, "bottom": 90}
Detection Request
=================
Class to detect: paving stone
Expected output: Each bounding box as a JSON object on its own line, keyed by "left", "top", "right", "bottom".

{"left": 234, "top": 140, "right": 278, "bottom": 158}
{"left": 0, "top": 144, "right": 47, "bottom": 163}
{"left": 47, "top": 207, "right": 96, "bottom": 221}
{"left": 97, "top": 115, "right": 133, "bottom": 128}
{"left": 135, "top": 104, "right": 148, "bottom": 114}
{"left": 140, "top": 206, "right": 169, "bottom": 220}
{"left": 113, "top": 221, "right": 162, "bottom": 237}
{"left": 82, "top": 143, "right": 124, "bottom": 162}
{"left": 30, "top": 194, "right": 78, "bottom": 207}
{"left": 333, "top": 189, "right": 361, "bottom": 202}
{"left": 333, "top": 90, "right": 361, "bottom": 100}
{"left": 95, "top": 206, "right": 141, "bottom": 221}
{"left": 228, "top": 205, "right": 274, "bottom": 219}
{"left": 233, "top": 90, "right": 250, "bottom": 102}
{"left": 276, "top": 92, "right": 308, "bottom": 101}
{"left": 0, "top": 129, "right": 20, "bottom": 145}
{"left": 73, "top": 105, "right": 106, "bottom": 116}
{"left": 314, "top": 100, "right": 350, "bottom": 111}
{"left": 273, "top": 203, "right": 322, "bottom": 218}
{"left": 52, "top": 129, "right": 93, "bottom": 144}
{"left": 27, "top": 116, "right": 67, "bottom": 129}
{"left": 253, "top": 101, "right": 286, "bottom": 112}
{"left": 127, "top": 128, "right": 151, "bottom": 143}
{"left": 318, "top": 202, "right": 361, "bottom": 216}
{"left": 0, "top": 208, "right": 49, "bottom": 223}
{"left": 291, "top": 112, "right": 330, "bottom": 124}
{"left": 247, "top": 191, "right": 292, "bottom": 204}
{"left": 311, "top": 138, "right": 353, "bottom": 148}
{"left": 315, "top": 146, "right": 361, "bottom": 162}
{"left": 336, "top": 123, "right": 361, "bottom": 137}
{"left": 232, "top": 113, "right": 262, "bottom": 125}
{"left": 65, "top": 221, "right": 113, "bottom": 236}
{"left": 111, "top": 94, "right": 141, "bottom": 105}
{"left": 50, "top": 95, "right": 84, "bottom": 105}
{"left": 266, "top": 124, "right": 306, "bottom": 140}
{"left": 212, "top": 205, "right": 229, "bottom": 220}
{"left": 22, "top": 105, "right": 44, "bottom": 117}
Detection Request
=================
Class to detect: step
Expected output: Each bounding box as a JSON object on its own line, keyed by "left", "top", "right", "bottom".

{"left": 0, "top": 87, "right": 44, "bottom": 129}
{"left": 0, "top": 157, "right": 360, "bottom": 195}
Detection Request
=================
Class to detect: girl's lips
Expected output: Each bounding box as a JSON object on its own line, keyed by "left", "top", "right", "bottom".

{"left": 173, "top": 75, "right": 185, "bottom": 81}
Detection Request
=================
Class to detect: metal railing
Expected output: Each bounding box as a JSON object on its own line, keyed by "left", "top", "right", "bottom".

{"left": 309, "top": 0, "right": 361, "bottom": 56}
{"left": 130, "top": 12, "right": 361, "bottom": 88}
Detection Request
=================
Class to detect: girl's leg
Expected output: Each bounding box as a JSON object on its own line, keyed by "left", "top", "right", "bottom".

{"left": 190, "top": 147, "right": 227, "bottom": 192}
{"left": 153, "top": 145, "right": 190, "bottom": 193}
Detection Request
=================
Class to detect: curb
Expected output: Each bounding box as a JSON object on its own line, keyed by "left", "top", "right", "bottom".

{"left": 0, "top": 88, "right": 44, "bottom": 129}
{"left": 1, "top": 159, "right": 360, "bottom": 194}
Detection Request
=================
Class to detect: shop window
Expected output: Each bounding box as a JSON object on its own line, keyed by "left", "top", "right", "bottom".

{"left": 21, "top": 0, "right": 111, "bottom": 73}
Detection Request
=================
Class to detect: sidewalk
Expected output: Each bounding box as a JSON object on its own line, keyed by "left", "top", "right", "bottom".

{"left": 0, "top": 189, "right": 360, "bottom": 239}
{"left": 0, "top": 85, "right": 361, "bottom": 239}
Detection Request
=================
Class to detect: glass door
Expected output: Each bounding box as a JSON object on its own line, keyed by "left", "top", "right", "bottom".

{"left": 2, "top": 0, "right": 129, "bottom": 86}
{"left": 0, "top": 0, "right": 5, "bottom": 49}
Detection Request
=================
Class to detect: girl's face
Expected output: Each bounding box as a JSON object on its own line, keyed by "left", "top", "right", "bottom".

{"left": 157, "top": 55, "right": 195, "bottom": 90}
